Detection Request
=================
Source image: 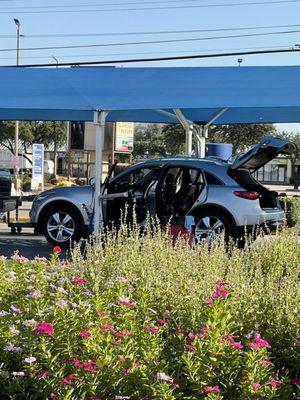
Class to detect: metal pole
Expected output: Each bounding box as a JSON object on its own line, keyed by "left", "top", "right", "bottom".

{"left": 185, "top": 123, "right": 193, "bottom": 156}
{"left": 93, "top": 110, "right": 108, "bottom": 234}
{"left": 14, "top": 18, "right": 20, "bottom": 194}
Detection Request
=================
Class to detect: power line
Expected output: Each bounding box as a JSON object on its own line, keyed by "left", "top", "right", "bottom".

{"left": 0, "top": 0, "right": 221, "bottom": 9}
{"left": 0, "top": 0, "right": 299, "bottom": 13}
{"left": 1, "top": 29, "right": 300, "bottom": 52}
{"left": 0, "top": 44, "right": 293, "bottom": 60}
{"left": 5, "top": 47, "right": 300, "bottom": 67}
{"left": 1, "top": 23, "right": 300, "bottom": 39}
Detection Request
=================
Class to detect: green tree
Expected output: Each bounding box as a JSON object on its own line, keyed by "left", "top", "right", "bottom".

{"left": 133, "top": 123, "right": 278, "bottom": 158}
{"left": 209, "top": 123, "right": 277, "bottom": 155}
{"left": 277, "top": 131, "right": 300, "bottom": 188}
{"left": 0, "top": 121, "right": 67, "bottom": 173}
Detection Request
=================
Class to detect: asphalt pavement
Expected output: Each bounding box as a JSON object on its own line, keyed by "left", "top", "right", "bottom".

{"left": 0, "top": 225, "right": 69, "bottom": 259}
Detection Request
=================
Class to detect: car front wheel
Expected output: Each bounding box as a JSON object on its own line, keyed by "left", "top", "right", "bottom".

{"left": 41, "top": 205, "right": 84, "bottom": 247}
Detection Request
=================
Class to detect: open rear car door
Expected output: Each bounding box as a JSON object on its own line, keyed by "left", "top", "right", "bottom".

{"left": 228, "top": 136, "right": 297, "bottom": 209}
{"left": 229, "top": 136, "right": 296, "bottom": 172}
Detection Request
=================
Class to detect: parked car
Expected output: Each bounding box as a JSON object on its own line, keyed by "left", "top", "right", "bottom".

{"left": 30, "top": 136, "right": 296, "bottom": 247}
{"left": 0, "top": 169, "right": 12, "bottom": 198}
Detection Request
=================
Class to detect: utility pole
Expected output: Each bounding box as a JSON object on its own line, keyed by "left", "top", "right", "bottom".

{"left": 14, "top": 18, "right": 20, "bottom": 194}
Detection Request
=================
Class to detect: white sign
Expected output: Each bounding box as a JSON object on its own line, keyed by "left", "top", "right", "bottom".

{"left": 32, "top": 144, "right": 44, "bottom": 190}
{"left": 0, "top": 149, "right": 18, "bottom": 168}
{"left": 115, "top": 122, "right": 134, "bottom": 152}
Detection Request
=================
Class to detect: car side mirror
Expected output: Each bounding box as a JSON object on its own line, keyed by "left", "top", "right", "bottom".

{"left": 89, "top": 177, "right": 95, "bottom": 186}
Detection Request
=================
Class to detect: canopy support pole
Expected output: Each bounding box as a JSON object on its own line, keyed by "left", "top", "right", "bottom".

{"left": 173, "top": 109, "right": 194, "bottom": 156}
{"left": 93, "top": 110, "right": 108, "bottom": 235}
{"left": 195, "top": 108, "right": 228, "bottom": 158}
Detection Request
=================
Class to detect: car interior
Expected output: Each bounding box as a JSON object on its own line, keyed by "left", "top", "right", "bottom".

{"left": 157, "top": 167, "right": 205, "bottom": 219}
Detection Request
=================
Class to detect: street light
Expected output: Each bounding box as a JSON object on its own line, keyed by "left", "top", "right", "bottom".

{"left": 14, "top": 18, "right": 21, "bottom": 194}
{"left": 237, "top": 58, "right": 243, "bottom": 67}
{"left": 52, "top": 55, "right": 59, "bottom": 68}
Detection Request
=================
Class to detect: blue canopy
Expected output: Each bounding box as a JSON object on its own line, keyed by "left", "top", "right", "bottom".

{"left": 1, "top": 65, "right": 300, "bottom": 124}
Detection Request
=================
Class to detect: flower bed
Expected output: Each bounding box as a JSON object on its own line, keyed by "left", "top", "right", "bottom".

{"left": 0, "top": 228, "right": 299, "bottom": 399}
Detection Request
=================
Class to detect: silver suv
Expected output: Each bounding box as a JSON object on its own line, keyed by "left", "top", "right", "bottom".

{"left": 30, "top": 136, "right": 296, "bottom": 247}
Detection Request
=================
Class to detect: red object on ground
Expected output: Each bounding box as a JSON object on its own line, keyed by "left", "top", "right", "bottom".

{"left": 162, "top": 225, "right": 193, "bottom": 245}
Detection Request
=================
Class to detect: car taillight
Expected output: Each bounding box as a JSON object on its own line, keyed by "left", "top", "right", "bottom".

{"left": 234, "top": 191, "right": 260, "bottom": 200}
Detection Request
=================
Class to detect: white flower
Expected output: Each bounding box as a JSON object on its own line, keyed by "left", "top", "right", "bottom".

{"left": 83, "top": 290, "right": 94, "bottom": 297}
{"left": 10, "top": 305, "right": 20, "bottom": 314}
{"left": 4, "top": 345, "right": 22, "bottom": 352}
{"left": 56, "top": 299, "right": 68, "bottom": 308}
{"left": 157, "top": 372, "right": 174, "bottom": 383}
{"left": 23, "top": 319, "right": 38, "bottom": 327}
{"left": 57, "top": 287, "right": 68, "bottom": 295}
{"left": 7, "top": 271, "right": 17, "bottom": 282}
{"left": 9, "top": 325, "right": 20, "bottom": 335}
{"left": 12, "top": 371, "right": 25, "bottom": 377}
{"left": 115, "top": 397, "right": 130, "bottom": 400}
{"left": 24, "top": 357, "right": 36, "bottom": 364}
{"left": 115, "top": 277, "right": 127, "bottom": 283}
{"left": 0, "top": 256, "right": 7, "bottom": 261}
{"left": 28, "top": 290, "right": 42, "bottom": 299}
{"left": 0, "top": 310, "right": 9, "bottom": 317}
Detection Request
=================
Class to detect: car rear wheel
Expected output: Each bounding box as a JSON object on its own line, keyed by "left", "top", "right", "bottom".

{"left": 41, "top": 205, "right": 84, "bottom": 247}
{"left": 194, "top": 209, "right": 234, "bottom": 245}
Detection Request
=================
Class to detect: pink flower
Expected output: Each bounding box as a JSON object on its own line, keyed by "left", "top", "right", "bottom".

{"left": 253, "top": 334, "right": 271, "bottom": 349}
{"left": 268, "top": 377, "right": 282, "bottom": 387}
{"left": 184, "top": 343, "right": 196, "bottom": 351}
{"left": 212, "top": 286, "right": 229, "bottom": 299}
{"left": 203, "top": 385, "right": 220, "bottom": 393}
{"left": 252, "top": 382, "right": 262, "bottom": 390}
{"left": 291, "top": 376, "right": 300, "bottom": 386}
{"left": 61, "top": 373, "right": 80, "bottom": 385}
{"left": 203, "top": 297, "right": 213, "bottom": 305}
{"left": 119, "top": 356, "right": 126, "bottom": 363}
{"left": 188, "top": 332, "right": 196, "bottom": 340}
{"left": 53, "top": 246, "right": 61, "bottom": 253}
{"left": 80, "top": 361, "right": 96, "bottom": 372}
{"left": 119, "top": 296, "right": 134, "bottom": 308}
{"left": 34, "top": 322, "right": 54, "bottom": 336}
{"left": 176, "top": 328, "right": 186, "bottom": 334}
{"left": 49, "top": 394, "right": 58, "bottom": 399}
{"left": 100, "top": 324, "right": 115, "bottom": 332}
{"left": 156, "top": 318, "right": 167, "bottom": 325}
{"left": 259, "top": 359, "right": 273, "bottom": 366}
{"left": 227, "top": 335, "right": 243, "bottom": 350}
{"left": 143, "top": 325, "right": 159, "bottom": 334}
{"left": 215, "top": 279, "right": 229, "bottom": 287}
{"left": 248, "top": 342, "right": 260, "bottom": 351}
{"left": 80, "top": 330, "right": 91, "bottom": 338}
{"left": 115, "top": 329, "right": 132, "bottom": 338}
{"left": 72, "top": 277, "right": 87, "bottom": 286}
{"left": 294, "top": 338, "right": 300, "bottom": 347}
{"left": 38, "top": 371, "right": 49, "bottom": 380}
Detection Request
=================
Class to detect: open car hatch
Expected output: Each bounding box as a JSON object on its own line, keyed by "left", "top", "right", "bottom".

{"left": 230, "top": 136, "right": 297, "bottom": 172}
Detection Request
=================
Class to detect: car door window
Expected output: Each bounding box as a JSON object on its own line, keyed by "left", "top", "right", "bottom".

{"left": 112, "top": 166, "right": 160, "bottom": 192}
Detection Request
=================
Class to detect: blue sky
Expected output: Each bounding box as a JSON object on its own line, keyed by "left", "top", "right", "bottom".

{"left": 1, "top": 0, "right": 300, "bottom": 133}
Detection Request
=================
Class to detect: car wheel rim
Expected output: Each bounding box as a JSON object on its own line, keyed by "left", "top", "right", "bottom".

{"left": 194, "top": 216, "right": 225, "bottom": 242}
{"left": 47, "top": 212, "right": 75, "bottom": 243}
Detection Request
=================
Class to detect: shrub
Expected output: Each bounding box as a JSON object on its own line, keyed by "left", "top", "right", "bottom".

{"left": 0, "top": 228, "right": 299, "bottom": 399}
{"left": 279, "top": 197, "right": 300, "bottom": 228}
